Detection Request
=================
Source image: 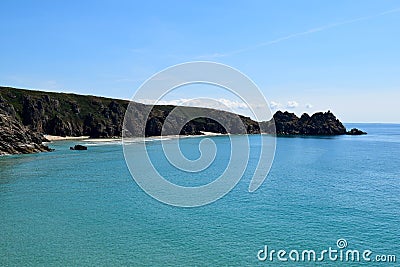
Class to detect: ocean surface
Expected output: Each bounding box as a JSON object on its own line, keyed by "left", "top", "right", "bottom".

{"left": 0, "top": 123, "right": 399, "bottom": 266}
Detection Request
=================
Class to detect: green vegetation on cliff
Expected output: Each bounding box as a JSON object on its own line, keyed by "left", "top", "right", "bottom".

{"left": 0, "top": 86, "right": 260, "bottom": 138}
{"left": 0, "top": 86, "right": 364, "bottom": 155}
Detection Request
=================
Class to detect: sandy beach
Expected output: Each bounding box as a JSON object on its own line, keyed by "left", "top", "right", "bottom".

{"left": 200, "top": 131, "right": 224, "bottom": 136}
{"left": 44, "top": 132, "right": 224, "bottom": 143}
{"left": 44, "top": 135, "right": 90, "bottom": 141}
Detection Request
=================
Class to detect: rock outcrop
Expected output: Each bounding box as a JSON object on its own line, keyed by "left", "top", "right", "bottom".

{"left": 0, "top": 114, "right": 52, "bottom": 155}
{"left": 262, "top": 110, "right": 347, "bottom": 135}
{"left": 1, "top": 93, "right": 52, "bottom": 155}
{"left": 70, "top": 144, "right": 88, "bottom": 151}
{"left": 1, "top": 93, "right": 53, "bottom": 155}
{"left": 346, "top": 128, "right": 367, "bottom": 135}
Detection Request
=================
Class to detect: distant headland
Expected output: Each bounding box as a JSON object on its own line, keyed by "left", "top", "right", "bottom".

{"left": 0, "top": 86, "right": 366, "bottom": 155}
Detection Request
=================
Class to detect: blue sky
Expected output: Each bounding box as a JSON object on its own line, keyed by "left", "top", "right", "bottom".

{"left": 1, "top": 0, "right": 399, "bottom": 122}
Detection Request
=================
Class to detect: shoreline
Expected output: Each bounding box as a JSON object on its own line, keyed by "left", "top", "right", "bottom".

{"left": 44, "top": 135, "right": 90, "bottom": 141}
{"left": 44, "top": 131, "right": 225, "bottom": 143}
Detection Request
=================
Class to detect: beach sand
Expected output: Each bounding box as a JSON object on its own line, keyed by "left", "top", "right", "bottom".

{"left": 44, "top": 135, "right": 90, "bottom": 141}
{"left": 44, "top": 132, "right": 224, "bottom": 142}
{"left": 200, "top": 131, "right": 223, "bottom": 136}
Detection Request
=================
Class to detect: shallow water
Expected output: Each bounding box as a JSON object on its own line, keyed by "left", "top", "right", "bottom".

{"left": 0, "top": 123, "right": 399, "bottom": 266}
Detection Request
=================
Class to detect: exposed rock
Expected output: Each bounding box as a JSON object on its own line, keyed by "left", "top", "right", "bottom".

{"left": 0, "top": 95, "right": 16, "bottom": 118}
{"left": 346, "top": 128, "right": 367, "bottom": 135}
{"left": 1, "top": 92, "right": 53, "bottom": 155}
{"left": 260, "top": 110, "right": 347, "bottom": 135}
{"left": 0, "top": 113, "right": 52, "bottom": 155}
{"left": 70, "top": 144, "right": 88, "bottom": 151}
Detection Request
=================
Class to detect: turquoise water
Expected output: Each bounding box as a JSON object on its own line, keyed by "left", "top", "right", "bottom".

{"left": 1, "top": 124, "right": 399, "bottom": 266}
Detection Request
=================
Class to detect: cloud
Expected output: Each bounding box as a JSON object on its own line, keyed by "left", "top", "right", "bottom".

{"left": 215, "top": 98, "right": 248, "bottom": 109}
{"left": 137, "top": 98, "right": 249, "bottom": 111}
{"left": 137, "top": 98, "right": 275, "bottom": 120}
{"left": 286, "top": 101, "right": 299, "bottom": 108}
{"left": 305, "top": 103, "right": 313, "bottom": 109}
{"left": 270, "top": 101, "right": 282, "bottom": 110}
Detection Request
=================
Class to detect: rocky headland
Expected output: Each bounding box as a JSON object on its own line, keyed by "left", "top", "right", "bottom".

{"left": 0, "top": 93, "right": 52, "bottom": 155}
{"left": 265, "top": 110, "right": 347, "bottom": 135}
{"left": 0, "top": 86, "right": 366, "bottom": 155}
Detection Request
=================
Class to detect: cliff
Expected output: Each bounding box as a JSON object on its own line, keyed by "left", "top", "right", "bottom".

{"left": 0, "top": 86, "right": 364, "bottom": 155}
{"left": 0, "top": 93, "right": 52, "bottom": 155}
{"left": 0, "top": 86, "right": 261, "bottom": 138}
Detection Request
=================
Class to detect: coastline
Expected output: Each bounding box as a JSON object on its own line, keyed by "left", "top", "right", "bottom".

{"left": 44, "top": 135, "right": 90, "bottom": 141}
{"left": 1, "top": 87, "right": 366, "bottom": 156}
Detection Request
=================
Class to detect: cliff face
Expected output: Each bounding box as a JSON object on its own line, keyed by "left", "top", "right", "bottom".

{"left": 0, "top": 86, "right": 360, "bottom": 155}
{"left": 0, "top": 94, "right": 52, "bottom": 155}
{"left": 0, "top": 114, "right": 52, "bottom": 155}
{"left": 0, "top": 86, "right": 261, "bottom": 138}
{"left": 2, "top": 87, "right": 127, "bottom": 138}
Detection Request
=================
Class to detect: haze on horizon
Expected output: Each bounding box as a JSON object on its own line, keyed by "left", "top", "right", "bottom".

{"left": 0, "top": 0, "right": 399, "bottom": 123}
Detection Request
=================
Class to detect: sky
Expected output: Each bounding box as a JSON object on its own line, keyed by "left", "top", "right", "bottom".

{"left": 0, "top": 0, "right": 399, "bottom": 122}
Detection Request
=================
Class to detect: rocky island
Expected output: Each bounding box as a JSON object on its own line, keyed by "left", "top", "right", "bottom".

{"left": 0, "top": 86, "right": 366, "bottom": 155}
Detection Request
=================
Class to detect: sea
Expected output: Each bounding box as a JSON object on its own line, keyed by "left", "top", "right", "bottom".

{"left": 0, "top": 123, "right": 399, "bottom": 266}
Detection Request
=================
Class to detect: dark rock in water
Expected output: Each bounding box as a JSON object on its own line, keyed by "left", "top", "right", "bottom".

{"left": 70, "top": 144, "right": 88, "bottom": 150}
{"left": 346, "top": 128, "right": 367, "bottom": 135}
